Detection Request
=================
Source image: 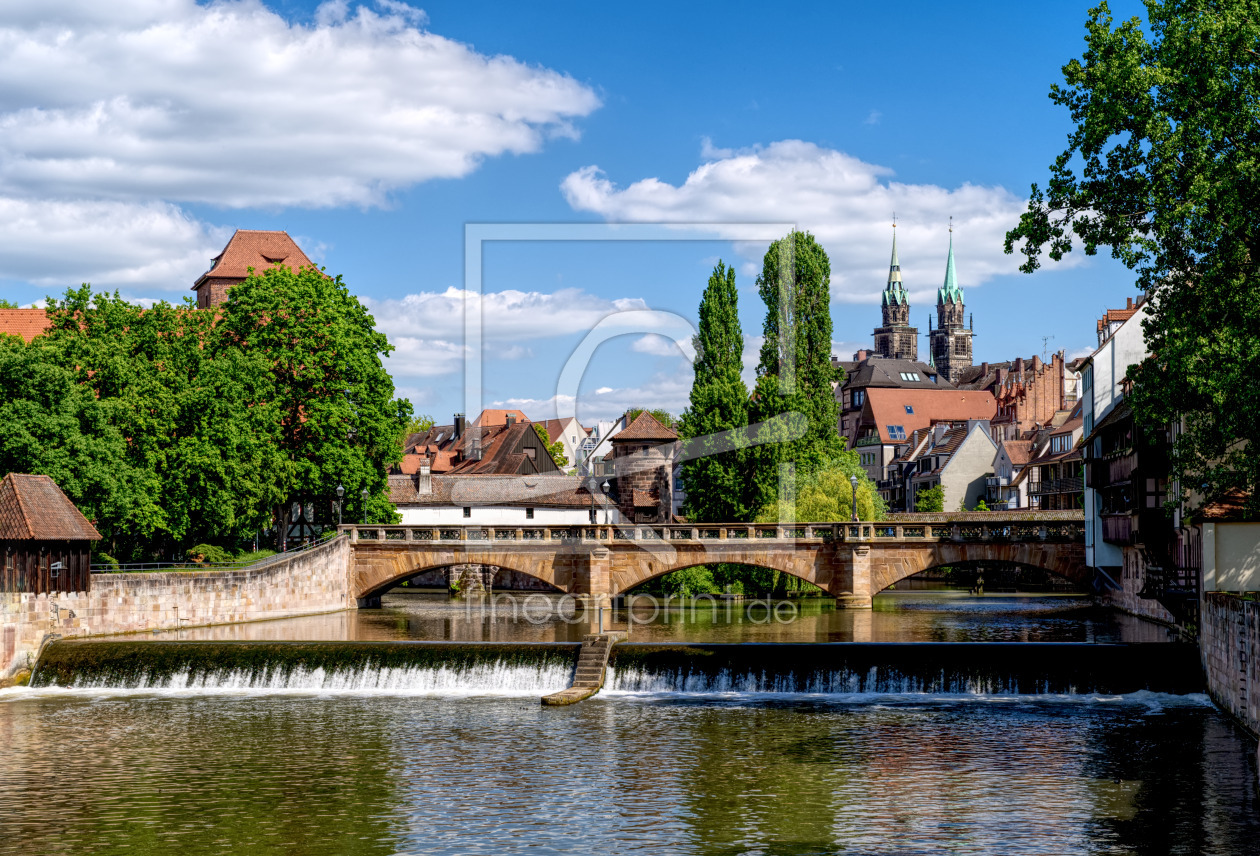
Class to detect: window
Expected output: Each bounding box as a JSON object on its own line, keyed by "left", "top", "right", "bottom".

{"left": 904, "top": 405, "right": 914, "bottom": 414}
{"left": 462, "top": 507, "right": 471, "bottom": 518}
{"left": 852, "top": 390, "right": 865, "bottom": 407}
{"left": 898, "top": 372, "right": 920, "bottom": 382}
{"left": 954, "top": 338, "right": 967, "bottom": 355}
{"left": 887, "top": 425, "right": 906, "bottom": 440}
{"left": 525, "top": 508, "right": 534, "bottom": 520}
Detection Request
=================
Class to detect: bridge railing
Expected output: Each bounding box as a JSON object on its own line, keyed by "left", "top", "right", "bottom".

{"left": 339, "top": 512, "right": 1084, "bottom": 547}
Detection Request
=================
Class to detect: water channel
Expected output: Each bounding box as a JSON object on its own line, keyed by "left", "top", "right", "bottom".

{"left": 2, "top": 590, "right": 1257, "bottom": 854}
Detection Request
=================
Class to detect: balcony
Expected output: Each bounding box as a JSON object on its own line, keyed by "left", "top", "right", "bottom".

{"left": 1030, "top": 477, "right": 1084, "bottom": 496}
{"left": 855, "top": 435, "right": 882, "bottom": 448}
{"left": 1101, "top": 513, "right": 1134, "bottom": 545}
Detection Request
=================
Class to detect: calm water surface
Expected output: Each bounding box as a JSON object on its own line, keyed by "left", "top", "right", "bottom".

{"left": 0, "top": 690, "right": 1256, "bottom": 855}
{"left": 137, "top": 590, "right": 1177, "bottom": 644}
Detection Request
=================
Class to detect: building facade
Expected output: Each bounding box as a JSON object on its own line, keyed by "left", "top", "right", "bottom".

{"left": 0, "top": 474, "right": 101, "bottom": 595}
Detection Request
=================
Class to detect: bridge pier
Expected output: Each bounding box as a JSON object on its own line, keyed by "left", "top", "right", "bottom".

{"left": 834, "top": 544, "right": 873, "bottom": 609}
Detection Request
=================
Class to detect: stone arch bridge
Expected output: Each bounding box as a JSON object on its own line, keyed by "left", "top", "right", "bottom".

{"left": 344, "top": 511, "right": 1087, "bottom": 608}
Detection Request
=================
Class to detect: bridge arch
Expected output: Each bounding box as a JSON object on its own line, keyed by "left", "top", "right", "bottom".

{"left": 620, "top": 560, "right": 827, "bottom": 596}
{"left": 867, "top": 541, "right": 1089, "bottom": 596}
{"left": 351, "top": 544, "right": 571, "bottom": 604}
{"left": 609, "top": 543, "right": 842, "bottom": 597}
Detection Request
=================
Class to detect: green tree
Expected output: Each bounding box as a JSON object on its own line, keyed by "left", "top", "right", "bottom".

{"left": 1004, "top": 0, "right": 1260, "bottom": 513}
{"left": 754, "top": 454, "right": 883, "bottom": 525}
{"left": 915, "top": 483, "right": 945, "bottom": 513}
{"left": 532, "top": 423, "right": 568, "bottom": 468}
{"left": 748, "top": 231, "right": 844, "bottom": 513}
{"left": 679, "top": 261, "right": 751, "bottom": 522}
{"left": 403, "top": 414, "right": 435, "bottom": 437}
{"left": 42, "top": 287, "right": 288, "bottom": 559}
{"left": 0, "top": 299, "right": 20, "bottom": 309}
{"left": 213, "top": 265, "right": 410, "bottom": 545}
{"left": 626, "top": 408, "right": 677, "bottom": 429}
{"left": 0, "top": 333, "right": 163, "bottom": 557}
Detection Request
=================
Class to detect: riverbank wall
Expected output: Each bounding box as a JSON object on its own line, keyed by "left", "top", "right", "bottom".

{"left": 1, "top": 536, "right": 352, "bottom": 677}
{"left": 1201, "top": 593, "right": 1260, "bottom": 739}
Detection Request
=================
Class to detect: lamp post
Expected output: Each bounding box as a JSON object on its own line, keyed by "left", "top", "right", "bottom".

{"left": 336, "top": 484, "right": 344, "bottom": 527}
{"left": 850, "top": 475, "right": 860, "bottom": 522}
{"left": 601, "top": 480, "right": 611, "bottom": 524}
{"left": 361, "top": 487, "right": 369, "bottom": 525}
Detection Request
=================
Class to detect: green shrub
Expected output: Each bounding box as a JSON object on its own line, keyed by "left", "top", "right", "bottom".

{"left": 185, "top": 543, "right": 233, "bottom": 564}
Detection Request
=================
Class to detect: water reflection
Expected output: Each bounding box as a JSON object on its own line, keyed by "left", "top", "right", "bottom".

{"left": 136, "top": 590, "right": 1178, "bottom": 645}
{"left": 0, "top": 693, "right": 1255, "bottom": 855}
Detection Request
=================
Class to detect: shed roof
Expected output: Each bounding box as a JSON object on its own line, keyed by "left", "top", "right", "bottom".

{"left": 389, "top": 473, "right": 598, "bottom": 508}
{"left": 0, "top": 474, "right": 101, "bottom": 541}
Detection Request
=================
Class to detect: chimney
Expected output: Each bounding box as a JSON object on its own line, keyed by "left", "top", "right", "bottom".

{"left": 1032, "top": 355, "right": 1042, "bottom": 371}
{"left": 505, "top": 413, "right": 516, "bottom": 427}
{"left": 933, "top": 422, "right": 948, "bottom": 446}
{"left": 980, "top": 361, "right": 989, "bottom": 378}
{"left": 1015, "top": 357, "right": 1025, "bottom": 375}
{"left": 1126, "top": 297, "right": 1133, "bottom": 309}
{"left": 454, "top": 413, "right": 465, "bottom": 439}
{"left": 418, "top": 456, "right": 432, "bottom": 496}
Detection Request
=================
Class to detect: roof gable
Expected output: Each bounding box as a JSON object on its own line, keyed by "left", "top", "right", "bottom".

{"left": 0, "top": 474, "right": 101, "bottom": 541}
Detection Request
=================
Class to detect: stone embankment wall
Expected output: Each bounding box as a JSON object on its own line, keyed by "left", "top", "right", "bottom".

{"left": 1, "top": 536, "right": 351, "bottom": 677}
{"left": 1200, "top": 593, "right": 1260, "bottom": 737}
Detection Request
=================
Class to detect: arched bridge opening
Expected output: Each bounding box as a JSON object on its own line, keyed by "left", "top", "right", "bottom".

{"left": 622, "top": 562, "right": 828, "bottom": 599}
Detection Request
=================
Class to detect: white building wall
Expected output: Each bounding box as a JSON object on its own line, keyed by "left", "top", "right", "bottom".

{"left": 1083, "top": 301, "right": 1149, "bottom": 569}
{"left": 398, "top": 505, "right": 623, "bottom": 526}
{"left": 940, "top": 424, "right": 998, "bottom": 511}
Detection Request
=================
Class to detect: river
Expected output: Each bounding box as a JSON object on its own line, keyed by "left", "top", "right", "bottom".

{"left": 1, "top": 592, "right": 1256, "bottom": 855}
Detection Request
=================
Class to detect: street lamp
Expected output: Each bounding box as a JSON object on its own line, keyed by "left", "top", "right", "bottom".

{"left": 336, "top": 484, "right": 344, "bottom": 527}
{"left": 850, "top": 475, "right": 859, "bottom": 522}
{"left": 601, "top": 480, "right": 611, "bottom": 524}
{"left": 361, "top": 487, "right": 369, "bottom": 524}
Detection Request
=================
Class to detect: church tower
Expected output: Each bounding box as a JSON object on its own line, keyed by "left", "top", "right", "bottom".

{"left": 929, "top": 229, "right": 973, "bottom": 383}
{"left": 872, "top": 226, "right": 918, "bottom": 360}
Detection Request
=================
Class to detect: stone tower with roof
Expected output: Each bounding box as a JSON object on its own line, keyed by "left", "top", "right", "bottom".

{"left": 872, "top": 228, "right": 919, "bottom": 361}
{"left": 192, "top": 230, "right": 317, "bottom": 309}
{"left": 929, "top": 231, "right": 973, "bottom": 384}
{"left": 610, "top": 411, "right": 679, "bottom": 524}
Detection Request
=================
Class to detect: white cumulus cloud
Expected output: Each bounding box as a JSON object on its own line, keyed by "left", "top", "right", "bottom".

{"left": 0, "top": 0, "right": 600, "bottom": 289}
{"left": 561, "top": 139, "right": 1056, "bottom": 306}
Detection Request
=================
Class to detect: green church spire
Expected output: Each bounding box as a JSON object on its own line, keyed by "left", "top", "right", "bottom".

{"left": 882, "top": 224, "right": 907, "bottom": 306}
{"left": 938, "top": 228, "right": 963, "bottom": 305}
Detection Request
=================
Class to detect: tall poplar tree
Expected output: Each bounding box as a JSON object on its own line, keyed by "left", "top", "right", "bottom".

{"left": 679, "top": 261, "right": 750, "bottom": 522}
{"left": 748, "top": 231, "right": 844, "bottom": 513}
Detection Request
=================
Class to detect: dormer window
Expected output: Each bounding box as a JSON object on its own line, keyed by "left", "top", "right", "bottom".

{"left": 263, "top": 255, "right": 286, "bottom": 264}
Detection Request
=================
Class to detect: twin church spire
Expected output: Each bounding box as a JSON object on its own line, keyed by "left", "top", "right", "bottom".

{"left": 872, "top": 221, "right": 974, "bottom": 384}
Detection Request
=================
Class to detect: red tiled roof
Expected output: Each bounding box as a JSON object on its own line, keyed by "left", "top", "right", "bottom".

{"left": 632, "top": 489, "right": 658, "bottom": 508}
{"left": 1001, "top": 440, "right": 1034, "bottom": 466}
{"left": 0, "top": 309, "right": 52, "bottom": 343}
{"left": 193, "top": 230, "right": 316, "bottom": 289}
{"left": 389, "top": 473, "right": 598, "bottom": 508}
{"left": 863, "top": 387, "right": 996, "bottom": 444}
{"left": 473, "top": 409, "right": 529, "bottom": 428}
{"left": 0, "top": 474, "right": 101, "bottom": 541}
{"left": 1097, "top": 307, "right": 1138, "bottom": 334}
{"left": 613, "top": 411, "right": 678, "bottom": 441}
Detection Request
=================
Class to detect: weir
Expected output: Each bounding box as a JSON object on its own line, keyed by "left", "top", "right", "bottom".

{"left": 30, "top": 639, "right": 1205, "bottom": 698}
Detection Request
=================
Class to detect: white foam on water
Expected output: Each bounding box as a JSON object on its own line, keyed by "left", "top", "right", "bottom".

{"left": 7, "top": 661, "right": 574, "bottom": 698}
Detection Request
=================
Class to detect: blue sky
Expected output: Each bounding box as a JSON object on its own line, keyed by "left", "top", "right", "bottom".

{"left": 0, "top": 0, "right": 1149, "bottom": 424}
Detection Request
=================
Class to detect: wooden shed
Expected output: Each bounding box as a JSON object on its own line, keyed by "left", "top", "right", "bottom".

{"left": 0, "top": 474, "right": 101, "bottom": 594}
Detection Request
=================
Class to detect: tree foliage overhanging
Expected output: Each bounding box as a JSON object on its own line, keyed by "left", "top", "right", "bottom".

{"left": 1005, "top": 0, "right": 1260, "bottom": 512}
{"left": 0, "top": 266, "right": 409, "bottom": 560}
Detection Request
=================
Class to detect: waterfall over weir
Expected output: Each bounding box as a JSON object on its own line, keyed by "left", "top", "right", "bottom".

{"left": 29, "top": 640, "right": 1205, "bottom": 697}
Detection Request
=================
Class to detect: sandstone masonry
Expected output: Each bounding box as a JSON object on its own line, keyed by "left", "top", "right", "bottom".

{"left": 1, "top": 535, "right": 351, "bottom": 676}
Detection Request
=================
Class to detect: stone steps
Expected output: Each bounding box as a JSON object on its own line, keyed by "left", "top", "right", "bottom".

{"left": 542, "top": 633, "right": 621, "bottom": 706}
